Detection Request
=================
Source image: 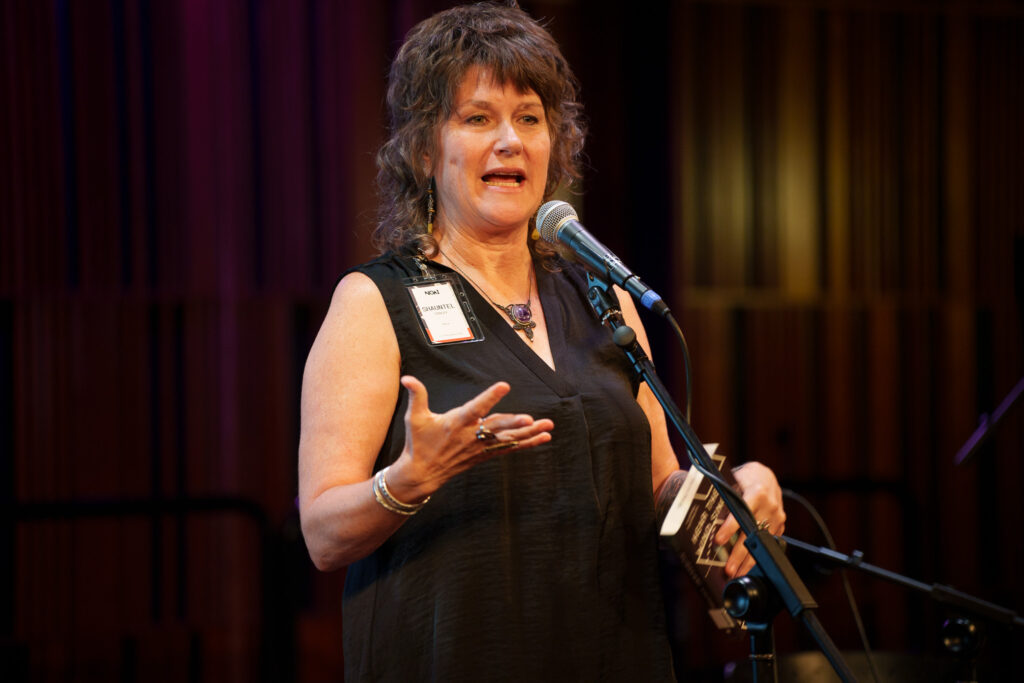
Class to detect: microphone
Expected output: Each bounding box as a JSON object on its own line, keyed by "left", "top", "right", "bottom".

{"left": 536, "top": 200, "right": 669, "bottom": 317}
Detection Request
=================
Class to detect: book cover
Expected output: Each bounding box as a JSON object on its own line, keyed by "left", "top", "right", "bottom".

{"left": 656, "top": 444, "right": 744, "bottom": 634}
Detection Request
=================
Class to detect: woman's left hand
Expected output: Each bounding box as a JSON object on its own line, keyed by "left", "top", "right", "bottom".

{"left": 713, "top": 462, "right": 786, "bottom": 578}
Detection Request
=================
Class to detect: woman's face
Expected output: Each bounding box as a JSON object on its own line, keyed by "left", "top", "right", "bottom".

{"left": 433, "top": 65, "right": 551, "bottom": 238}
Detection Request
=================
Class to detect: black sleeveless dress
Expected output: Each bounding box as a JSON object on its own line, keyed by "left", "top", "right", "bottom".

{"left": 341, "top": 252, "right": 676, "bottom": 682}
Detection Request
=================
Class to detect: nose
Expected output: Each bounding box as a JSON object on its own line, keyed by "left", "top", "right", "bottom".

{"left": 495, "top": 120, "right": 523, "bottom": 156}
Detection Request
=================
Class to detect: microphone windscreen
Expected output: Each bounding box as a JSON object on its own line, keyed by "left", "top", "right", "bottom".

{"left": 536, "top": 200, "right": 578, "bottom": 243}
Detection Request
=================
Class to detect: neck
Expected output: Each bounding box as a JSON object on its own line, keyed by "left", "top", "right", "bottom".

{"left": 436, "top": 231, "right": 535, "bottom": 308}
{"left": 435, "top": 226, "right": 532, "bottom": 278}
{"left": 433, "top": 225, "right": 539, "bottom": 343}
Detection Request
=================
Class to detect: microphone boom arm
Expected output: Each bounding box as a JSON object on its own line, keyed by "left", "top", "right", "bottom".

{"left": 583, "top": 272, "right": 857, "bottom": 683}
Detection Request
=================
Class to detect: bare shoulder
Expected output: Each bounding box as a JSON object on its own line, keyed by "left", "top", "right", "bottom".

{"left": 303, "top": 270, "right": 400, "bottom": 394}
{"left": 330, "top": 270, "right": 390, "bottom": 322}
{"left": 300, "top": 270, "right": 401, "bottom": 487}
{"left": 311, "top": 271, "right": 396, "bottom": 363}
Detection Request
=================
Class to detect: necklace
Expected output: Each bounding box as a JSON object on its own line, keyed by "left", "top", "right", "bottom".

{"left": 440, "top": 246, "right": 537, "bottom": 342}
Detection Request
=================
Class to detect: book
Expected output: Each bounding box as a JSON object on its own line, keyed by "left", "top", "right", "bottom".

{"left": 656, "top": 443, "right": 744, "bottom": 633}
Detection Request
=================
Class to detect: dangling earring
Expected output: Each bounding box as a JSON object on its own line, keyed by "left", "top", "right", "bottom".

{"left": 426, "top": 179, "right": 435, "bottom": 235}
{"left": 530, "top": 217, "right": 540, "bottom": 241}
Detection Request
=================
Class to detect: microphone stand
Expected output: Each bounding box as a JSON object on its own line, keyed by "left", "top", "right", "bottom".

{"left": 954, "top": 374, "right": 1024, "bottom": 465}
{"left": 583, "top": 273, "right": 857, "bottom": 683}
{"left": 782, "top": 535, "right": 1024, "bottom": 630}
{"left": 782, "top": 534, "right": 1024, "bottom": 681}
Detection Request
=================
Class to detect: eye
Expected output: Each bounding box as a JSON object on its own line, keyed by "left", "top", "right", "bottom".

{"left": 521, "top": 114, "right": 541, "bottom": 125}
{"left": 465, "top": 114, "right": 488, "bottom": 125}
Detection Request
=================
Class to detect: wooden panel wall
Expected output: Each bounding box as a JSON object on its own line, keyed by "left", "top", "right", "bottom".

{"left": 2, "top": 1, "right": 396, "bottom": 680}
{"left": 669, "top": 1, "right": 1024, "bottom": 675}
{"left": 2, "top": 0, "right": 1022, "bottom": 681}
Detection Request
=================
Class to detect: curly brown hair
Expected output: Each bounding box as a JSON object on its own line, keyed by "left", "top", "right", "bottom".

{"left": 373, "top": 1, "right": 586, "bottom": 262}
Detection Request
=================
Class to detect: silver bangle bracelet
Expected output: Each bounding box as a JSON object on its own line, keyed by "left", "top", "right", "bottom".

{"left": 372, "top": 466, "right": 429, "bottom": 516}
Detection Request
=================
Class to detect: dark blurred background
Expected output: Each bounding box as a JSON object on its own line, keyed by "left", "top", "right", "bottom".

{"left": 2, "top": 0, "right": 1022, "bottom": 681}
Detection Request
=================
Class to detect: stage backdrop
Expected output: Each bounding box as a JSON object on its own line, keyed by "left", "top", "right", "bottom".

{"left": 2, "top": 1, "right": 1022, "bottom": 681}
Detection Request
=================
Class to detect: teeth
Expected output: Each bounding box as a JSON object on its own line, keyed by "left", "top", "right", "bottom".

{"left": 484, "top": 174, "right": 522, "bottom": 187}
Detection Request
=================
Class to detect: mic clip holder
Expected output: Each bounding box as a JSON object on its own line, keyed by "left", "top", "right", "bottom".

{"left": 583, "top": 272, "right": 857, "bottom": 683}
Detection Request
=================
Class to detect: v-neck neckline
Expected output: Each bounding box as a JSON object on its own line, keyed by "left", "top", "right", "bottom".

{"left": 429, "top": 260, "right": 575, "bottom": 398}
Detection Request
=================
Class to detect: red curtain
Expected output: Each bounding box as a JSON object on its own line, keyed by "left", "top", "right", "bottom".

{"left": 2, "top": 1, "right": 1022, "bottom": 680}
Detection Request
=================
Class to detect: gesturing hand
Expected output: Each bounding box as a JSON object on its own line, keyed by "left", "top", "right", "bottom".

{"left": 392, "top": 375, "right": 554, "bottom": 497}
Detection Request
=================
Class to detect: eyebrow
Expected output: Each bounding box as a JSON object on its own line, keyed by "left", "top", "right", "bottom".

{"left": 455, "top": 99, "right": 544, "bottom": 111}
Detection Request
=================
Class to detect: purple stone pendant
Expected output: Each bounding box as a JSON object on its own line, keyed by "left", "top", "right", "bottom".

{"left": 501, "top": 302, "right": 536, "bottom": 341}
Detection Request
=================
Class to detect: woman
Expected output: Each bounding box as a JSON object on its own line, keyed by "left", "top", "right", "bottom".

{"left": 299, "top": 3, "right": 785, "bottom": 680}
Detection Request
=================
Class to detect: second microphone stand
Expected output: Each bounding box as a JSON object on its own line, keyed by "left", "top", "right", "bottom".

{"left": 584, "top": 273, "right": 856, "bottom": 683}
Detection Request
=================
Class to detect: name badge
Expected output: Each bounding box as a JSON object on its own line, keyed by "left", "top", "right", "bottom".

{"left": 405, "top": 275, "right": 484, "bottom": 345}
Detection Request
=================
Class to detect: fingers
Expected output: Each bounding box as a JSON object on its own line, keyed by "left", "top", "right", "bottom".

{"left": 478, "top": 414, "right": 554, "bottom": 439}
{"left": 402, "top": 375, "right": 543, "bottom": 437}
{"left": 400, "top": 375, "right": 430, "bottom": 420}
{"left": 394, "top": 376, "right": 553, "bottom": 499}
{"left": 717, "top": 518, "right": 758, "bottom": 578}
{"left": 715, "top": 516, "right": 739, "bottom": 547}
{"left": 476, "top": 415, "right": 554, "bottom": 456}
{"left": 401, "top": 375, "right": 511, "bottom": 430}
{"left": 716, "top": 514, "right": 746, "bottom": 578}
{"left": 475, "top": 412, "right": 552, "bottom": 447}
{"left": 716, "top": 461, "right": 787, "bottom": 577}
{"left": 732, "top": 462, "right": 786, "bottom": 534}
{"left": 459, "top": 381, "right": 512, "bottom": 423}
{"left": 400, "top": 376, "right": 553, "bottom": 459}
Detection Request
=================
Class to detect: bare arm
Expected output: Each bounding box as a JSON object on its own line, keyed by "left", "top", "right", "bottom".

{"left": 611, "top": 287, "right": 686, "bottom": 494}
{"left": 298, "top": 272, "right": 553, "bottom": 571}
{"left": 298, "top": 272, "right": 407, "bottom": 570}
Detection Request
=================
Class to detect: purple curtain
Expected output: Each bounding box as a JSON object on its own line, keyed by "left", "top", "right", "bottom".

{"left": 2, "top": 1, "right": 1022, "bottom": 680}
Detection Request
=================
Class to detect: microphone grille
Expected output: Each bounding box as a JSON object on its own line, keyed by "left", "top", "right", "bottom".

{"left": 536, "top": 200, "right": 578, "bottom": 243}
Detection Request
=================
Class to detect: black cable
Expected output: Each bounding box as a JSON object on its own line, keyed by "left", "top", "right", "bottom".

{"left": 783, "top": 488, "right": 881, "bottom": 683}
{"left": 662, "top": 304, "right": 860, "bottom": 676}
{"left": 665, "top": 312, "right": 693, "bottom": 424}
{"left": 662, "top": 311, "right": 749, "bottom": 528}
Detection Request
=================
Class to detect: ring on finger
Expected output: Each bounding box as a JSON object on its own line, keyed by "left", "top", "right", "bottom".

{"left": 475, "top": 419, "right": 497, "bottom": 442}
{"left": 482, "top": 440, "right": 518, "bottom": 453}
{"left": 756, "top": 519, "right": 771, "bottom": 532}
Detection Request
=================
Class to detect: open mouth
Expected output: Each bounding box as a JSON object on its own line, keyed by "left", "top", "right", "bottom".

{"left": 482, "top": 172, "right": 524, "bottom": 187}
